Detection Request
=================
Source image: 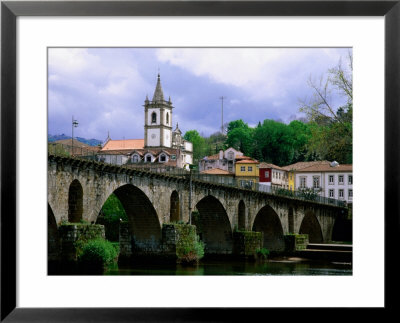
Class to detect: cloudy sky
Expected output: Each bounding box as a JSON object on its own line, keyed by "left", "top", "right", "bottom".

{"left": 48, "top": 47, "right": 351, "bottom": 142}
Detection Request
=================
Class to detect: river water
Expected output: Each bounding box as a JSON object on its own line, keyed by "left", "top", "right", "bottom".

{"left": 104, "top": 257, "right": 352, "bottom": 276}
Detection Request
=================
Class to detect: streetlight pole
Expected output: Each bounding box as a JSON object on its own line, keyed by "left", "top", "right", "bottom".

{"left": 189, "top": 166, "right": 192, "bottom": 225}
{"left": 219, "top": 96, "right": 226, "bottom": 134}
{"left": 72, "top": 116, "right": 78, "bottom": 156}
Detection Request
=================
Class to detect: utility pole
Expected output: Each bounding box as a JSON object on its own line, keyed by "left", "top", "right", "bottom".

{"left": 219, "top": 96, "right": 226, "bottom": 134}
{"left": 71, "top": 116, "right": 78, "bottom": 156}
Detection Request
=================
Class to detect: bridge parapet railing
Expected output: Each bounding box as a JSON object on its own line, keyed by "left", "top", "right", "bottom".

{"left": 48, "top": 142, "right": 346, "bottom": 207}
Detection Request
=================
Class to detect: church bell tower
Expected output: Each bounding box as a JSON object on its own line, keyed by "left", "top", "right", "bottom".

{"left": 144, "top": 74, "right": 173, "bottom": 148}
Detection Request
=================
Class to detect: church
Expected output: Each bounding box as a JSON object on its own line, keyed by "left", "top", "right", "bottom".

{"left": 97, "top": 74, "right": 193, "bottom": 169}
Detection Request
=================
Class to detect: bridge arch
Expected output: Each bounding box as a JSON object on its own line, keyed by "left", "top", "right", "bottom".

{"left": 68, "top": 179, "right": 83, "bottom": 223}
{"left": 238, "top": 200, "right": 246, "bottom": 231}
{"left": 109, "top": 184, "right": 162, "bottom": 250}
{"left": 193, "top": 195, "right": 233, "bottom": 255}
{"left": 332, "top": 216, "right": 352, "bottom": 242}
{"left": 299, "top": 210, "right": 323, "bottom": 243}
{"left": 252, "top": 205, "right": 285, "bottom": 251}
{"left": 48, "top": 203, "right": 60, "bottom": 262}
{"left": 170, "top": 190, "right": 180, "bottom": 223}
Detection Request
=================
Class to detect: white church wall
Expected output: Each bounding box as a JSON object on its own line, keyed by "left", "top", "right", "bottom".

{"left": 163, "top": 128, "right": 172, "bottom": 147}
{"left": 147, "top": 128, "right": 160, "bottom": 146}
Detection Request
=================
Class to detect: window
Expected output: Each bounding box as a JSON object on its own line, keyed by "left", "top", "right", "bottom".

{"left": 329, "top": 175, "right": 334, "bottom": 184}
{"left": 339, "top": 189, "right": 344, "bottom": 198}
{"left": 278, "top": 172, "right": 280, "bottom": 179}
{"left": 313, "top": 176, "right": 320, "bottom": 189}
{"left": 329, "top": 189, "right": 335, "bottom": 198}
{"left": 240, "top": 166, "right": 245, "bottom": 172}
{"left": 265, "top": 170, "right": 269, "bottom": 178}
{"left": 166, "top": 112, "right": 169, "bottom": 124}
{"left": 338, "top": 175, "right": 344, "bottom": 184}
{"left": 146, "top": 155, "right": 152, "bottom": 162}
{"left": 151, "top": 112, "right": 157, "bottom": 123}
{"left": 248, "top": 166, "right": 253, "bottom": 172}
{"left": 300, "top": 177, "right": 306, "bottom": 188}
{"left": 348, "top": 175, "right": 353, "bottom": 185}
{"left": 348, "top": 189, "right": 353, "bottom": 199}
{"left": 160, "top": 154, "right": 166, "bottom": 162}
{"left": 228, "top": 152, "right": 234, "bottom": 160}
{"left": 132, "top": 155, "right": 139, "bottom": 163}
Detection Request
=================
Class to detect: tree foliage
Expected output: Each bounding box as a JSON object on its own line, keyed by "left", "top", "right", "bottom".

{"left": 183, "top": 130, "right": 207, "bottom": 164}
{"left": 299, "top": 52, "right": 353, "bottom": 164}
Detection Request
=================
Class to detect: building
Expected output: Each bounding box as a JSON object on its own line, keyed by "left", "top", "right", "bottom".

{"left": 199, "top": 147, "right": 243, "bottom": 173}
{"left": 97, "top": 74, "right": 193, "bottom": 168}
{"left": 50, "top": 139, "right": 101, "bottom": 158}
{"left": 282, "top": 161, "right": 323, "bottom": 191}
{"left": 235, "top": 158, "right": 260, "bottom": 189}
{"left": 97, "top": 139, "right": 145, "bottom": 165}
{"left": 283, "top": 160, "right": 353, "bottom": 204}
{"left": 258, "top": 162, "right": 288, "bottom": 189}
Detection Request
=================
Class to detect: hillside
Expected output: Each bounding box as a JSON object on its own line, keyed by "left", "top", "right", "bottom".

{"left": 48, "top": 134, "right": 102, "bottom": 147}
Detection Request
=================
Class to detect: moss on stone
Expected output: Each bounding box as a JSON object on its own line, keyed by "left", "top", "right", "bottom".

{"left": 162, "top": 223, "right": 204, "bottom": 264}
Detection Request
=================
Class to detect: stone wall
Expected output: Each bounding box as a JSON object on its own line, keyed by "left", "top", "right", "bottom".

{"left": 284, "top": 234, "right": 309, "bottom": 252}
{"left": 233, "top": 231, "right": 263, "bottom": 259}
{"left": 120, "top": 222, "right": 201, "bottom": 263}
{"left": 58, "top": 223, "right": 105, "bottom": 262}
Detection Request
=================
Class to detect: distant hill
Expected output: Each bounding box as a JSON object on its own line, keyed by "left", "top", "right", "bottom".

{"left": 48, "top": 134, "right": 102, "bottom": 147}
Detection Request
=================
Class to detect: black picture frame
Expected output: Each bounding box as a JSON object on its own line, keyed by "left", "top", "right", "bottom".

{"left": 1, "top": 1, "right": 398, "bottom": 321}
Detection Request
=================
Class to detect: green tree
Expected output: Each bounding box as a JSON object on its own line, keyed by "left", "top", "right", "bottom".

{"left": 287, "top": 120, "right": 312, "bottom": 162}
{"left": 225, "top": 119, "right": 254, "bottom": 156}
{"left": 184, "top": 130, "right": 207, "bottom": 164}
{"left": 252, "top": 119, "right": 295, "bottom": 166}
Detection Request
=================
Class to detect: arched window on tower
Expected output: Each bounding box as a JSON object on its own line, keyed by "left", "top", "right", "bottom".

{"left": 151, "top": 112, "right": 157, "bottom": 124}
{"left": 166, "top": 112, "right": 169, "bottom": 125}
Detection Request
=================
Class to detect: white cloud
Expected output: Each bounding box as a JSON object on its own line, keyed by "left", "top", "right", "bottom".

{"left": 157, "top": 48, "right": 350, "bottom": 102}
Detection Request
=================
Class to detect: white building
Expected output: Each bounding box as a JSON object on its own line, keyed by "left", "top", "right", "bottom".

{"left": 286, "top": 161, "right": 353, "bottom": 204}
{"left": 199, "top": 147, "right": 243, "bottom": 173}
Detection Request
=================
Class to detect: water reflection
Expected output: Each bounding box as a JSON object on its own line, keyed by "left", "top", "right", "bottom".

{"left": 105, "top": 258, "right": 352, "bottom": 276}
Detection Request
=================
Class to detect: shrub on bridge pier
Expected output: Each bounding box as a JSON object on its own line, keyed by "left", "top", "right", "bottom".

{"left": 163, "top": 223, "right": 204, "bottom": 265}
{"left": 77, "top": 238, "right": 119, "bottom": 273}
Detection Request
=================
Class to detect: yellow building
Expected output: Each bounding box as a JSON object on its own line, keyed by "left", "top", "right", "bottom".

{"left": 287, "top": 170, "right": 295, "bottom": 191}
{"left": 235, "top": 158, "right": 259, "bottom": 189}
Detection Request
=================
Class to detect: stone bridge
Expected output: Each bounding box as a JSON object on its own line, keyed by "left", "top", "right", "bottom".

{"left": 48, "top": 155, "right": 348, "bottom": 256}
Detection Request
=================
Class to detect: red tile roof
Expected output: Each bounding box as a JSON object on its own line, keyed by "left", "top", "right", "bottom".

{"left": 200, "top": 168, "right": 234, "bottom": 176}
{"left": 101, "top": 139, "right": 144, "bottom": 151}
{"left": 235, "top": 159, "right": 259, "bottom": 164}
{"left": 259, "top": 162, "right": 285, "bottom": 170}
{"left": 282, "top": 161, "right": 352, "bottom": 172}
{"left": 281, "top": 160, "right": 329, "bottom": 171}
